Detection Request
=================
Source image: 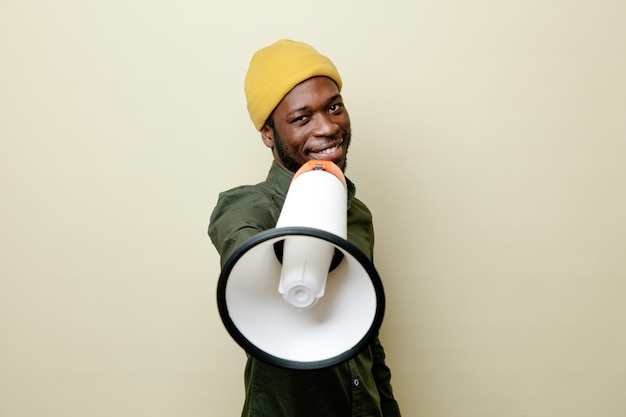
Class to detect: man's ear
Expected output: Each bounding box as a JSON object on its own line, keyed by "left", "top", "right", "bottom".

{"left": 260, "top": 124, "right": 274, "bottom": 149}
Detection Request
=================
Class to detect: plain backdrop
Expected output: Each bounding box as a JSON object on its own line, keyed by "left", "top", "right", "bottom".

{"left": 1, "top": 0, "right": 625, "bottom": 416}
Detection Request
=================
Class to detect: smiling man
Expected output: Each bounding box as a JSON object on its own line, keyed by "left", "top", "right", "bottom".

{"left": 208, "top": 39, "right": 401, "bottom": 417}
{"left": 261, "top": 76, "right": 350, "bottom": 174}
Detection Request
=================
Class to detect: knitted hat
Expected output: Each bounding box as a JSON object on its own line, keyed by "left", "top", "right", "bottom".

{"left": 244, "top": 39, "right": 342, "bottom": 131}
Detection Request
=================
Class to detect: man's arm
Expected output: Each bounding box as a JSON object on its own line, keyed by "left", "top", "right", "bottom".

{"left": 208, "top": 186, "right": 279, "bottom": 264}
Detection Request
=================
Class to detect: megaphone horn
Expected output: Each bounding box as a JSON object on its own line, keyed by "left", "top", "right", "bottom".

{"left": 216, "top": 161, "right": 385, "bottom": 370}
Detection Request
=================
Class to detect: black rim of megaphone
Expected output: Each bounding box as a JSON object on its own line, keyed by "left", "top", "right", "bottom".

{"left": 216, "top": 226, "right": 386, "bottom": 370}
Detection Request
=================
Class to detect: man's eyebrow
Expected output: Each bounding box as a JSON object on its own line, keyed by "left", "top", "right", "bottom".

{"left": 287, "top": 106, "right": 309, "bottom": 116}
{"left": 327, "top": 94, "right": 343, "bottom": 103}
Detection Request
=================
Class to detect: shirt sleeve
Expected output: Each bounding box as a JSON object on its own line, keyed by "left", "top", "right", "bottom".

{"left": 208, "top": 186, "right": 279, "bottom": 266}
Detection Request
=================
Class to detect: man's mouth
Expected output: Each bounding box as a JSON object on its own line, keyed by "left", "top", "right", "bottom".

{"left": 310, "top": 139, "right": 344, "bottom": 156}
{"left": 309, "top": 142, "right": 343, "bottom": 162}
{"left": 319, "top": 144, "right": 340, "bottom": 155}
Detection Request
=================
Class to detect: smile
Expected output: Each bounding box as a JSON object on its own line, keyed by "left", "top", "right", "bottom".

{"left": 319, "top": 145, "right": 339, "bottom": 155}
{"left": 313, "top": 138, "right": 344, "bottom": 155}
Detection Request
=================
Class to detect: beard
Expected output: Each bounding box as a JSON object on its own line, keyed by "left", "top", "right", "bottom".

{"left": 272, "top": 127, "right": 350, "bottom": 174}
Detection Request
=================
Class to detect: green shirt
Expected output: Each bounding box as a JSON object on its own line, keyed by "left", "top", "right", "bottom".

{"left": 209, "top": 162, "right": 401, "bottom": 417}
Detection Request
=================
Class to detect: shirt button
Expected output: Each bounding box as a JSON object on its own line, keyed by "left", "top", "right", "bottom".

{"left": 353, "top": 378, "right": 360, "bottom": 387}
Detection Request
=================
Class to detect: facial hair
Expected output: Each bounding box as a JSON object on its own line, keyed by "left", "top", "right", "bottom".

{"left": 272, "top": 126, "right": 350, "bottom": 173}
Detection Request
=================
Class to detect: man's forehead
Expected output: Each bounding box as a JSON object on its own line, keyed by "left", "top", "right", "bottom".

{"left": 278, "top": 77, "right": 341, "bottom": 112}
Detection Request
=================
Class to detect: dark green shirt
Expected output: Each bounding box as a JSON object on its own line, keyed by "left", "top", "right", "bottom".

{"left": 209, "top": 162, "right": 401, "bottom": 417}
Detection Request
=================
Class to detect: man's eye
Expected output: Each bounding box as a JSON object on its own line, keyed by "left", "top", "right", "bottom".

{"left": 291, "top": 115, "right": 308, "bottom": 123}
{"left": 329, "top": 103, "right": 344, "bottom": 112}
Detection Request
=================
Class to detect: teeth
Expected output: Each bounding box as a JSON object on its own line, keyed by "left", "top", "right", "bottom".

{"left": 319, "top": 146, "right": 337, "bottom": 154}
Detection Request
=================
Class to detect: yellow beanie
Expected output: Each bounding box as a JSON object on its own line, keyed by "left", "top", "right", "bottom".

{"left": 244, "top": 39, "right": 342, "bottom": 131}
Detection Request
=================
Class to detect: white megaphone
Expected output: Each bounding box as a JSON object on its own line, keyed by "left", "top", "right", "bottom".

{"left": 216, "top": 160, "right": 385, "bottom": 370}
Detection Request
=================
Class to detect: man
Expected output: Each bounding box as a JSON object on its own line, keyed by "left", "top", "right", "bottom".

{"left": 209, "top": 39, "right": 401, "bottom": 417}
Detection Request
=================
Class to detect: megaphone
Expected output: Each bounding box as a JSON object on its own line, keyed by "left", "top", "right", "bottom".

{"left": 216, "top": 160, "right": 385, "bottom": 370}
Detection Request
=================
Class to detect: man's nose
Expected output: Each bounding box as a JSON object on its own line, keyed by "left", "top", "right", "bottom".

{"left": 313, "top": 114, "right": 339, "bottom": 137}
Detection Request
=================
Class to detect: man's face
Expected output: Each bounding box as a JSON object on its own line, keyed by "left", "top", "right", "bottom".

{"left": 261, "top": 77, "right": 351, "bottom": 174}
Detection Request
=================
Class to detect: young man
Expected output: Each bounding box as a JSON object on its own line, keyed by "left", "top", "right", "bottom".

{"left": 209, "top": 39, "right": 401, "bottom": 417}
